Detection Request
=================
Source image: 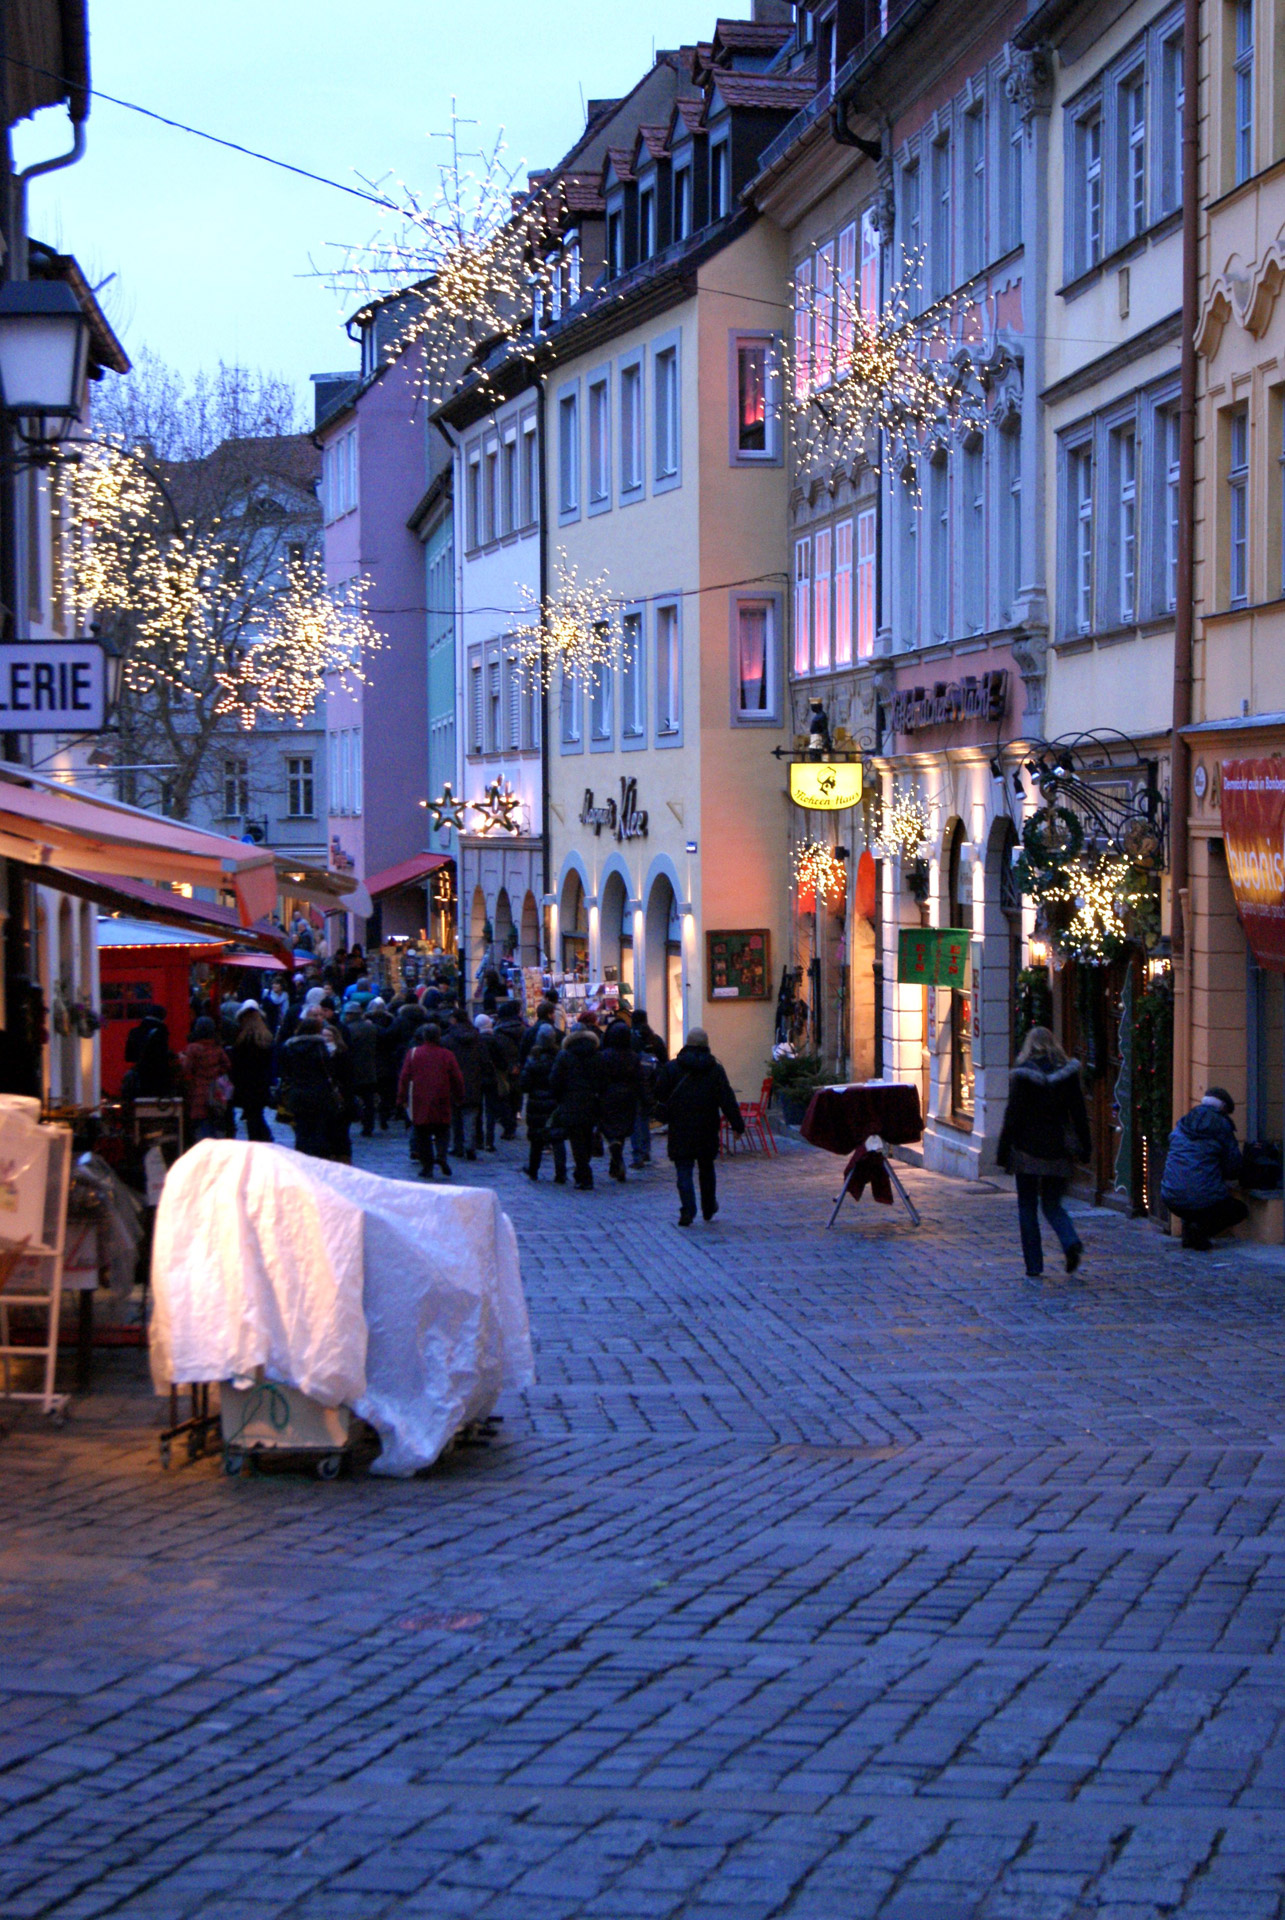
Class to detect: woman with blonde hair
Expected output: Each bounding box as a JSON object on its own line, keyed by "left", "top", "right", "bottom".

{"left": 996, "top": 1025, "right": 1092, "bottom": 1278}
{"left": 230, "top": 1001, "right": 275, "bottom": 1142}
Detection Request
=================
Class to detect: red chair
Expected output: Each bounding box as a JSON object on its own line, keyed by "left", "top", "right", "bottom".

{"left": 721, "top": 1077, "right": 778, "bottom": 1156}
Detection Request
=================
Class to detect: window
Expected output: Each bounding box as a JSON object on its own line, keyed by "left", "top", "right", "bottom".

{"left": 793, "top": 255, "right": 813, "bottom": 397}
{"left": 607, "top": 205, "right": 624, "bottom": 277}
{"left": 565, "top": 235, "right": 581, "bottom": 305}
{"left": 590, "top": 647, "right": 613, "bottom": 741}
{"left": 639, "top": 186, "right": 656, "bottom": 259}
{"left": 504, "top": 653, "right": 523, "bottom": 751}
{"left": 469, "top": 658, "right": 484, "bottom": 754}
{"left": 1229, "top": 404, "right": 1249, "bottom": 606}
{"left": 502, "top": 434, "right": 519, "bottom": 535}
{"left": 1112, "top": 422, "right": 1138, "bottom": 622}
{"left": 1158, "top": 404, "right": 1180, "bottom": 612}
{"left": 521, "top": 419, "right": 539, "bottom": 527}
{"left": 350, "top": 731, "right": 362, "bottom": 815}
{"left": 856, "top": 506, "right": 876, "bottom": 659}
{"left": 1074, "top": 108, "right": 1104, "bottom": 272}
{"left": 560, "top": 666, "right": 582, "bottom": 745}
{"left": 963, "top": 440, "right": 985, "bottom": 633}
{"left": 588, "top": 374, "right": 610, "bottom": 511}
{"left": 466, "top": 450, "right": 481, "bottom": 548}
{"left": 732, "top": 334, "right": 777, "bottom": 462}
{"left": 487, "top": 656, "right": 502, "bottom": 752}
{"left": 860, "top": 208, "right": 879, "bottom": 319}
{"left": 557, "top": 388, "right": 579, "bottom": 519}
{"left": 1069, "top": 442, "right": 1094, "bottom": 631}
{"left": 814, "top": 242, "right": 834, "bottom": 386}
{"left": 674, "top": 162, "right": 692, "bottom": 240}
{"left": 929, "top": 452, "right": 950, "bottom": 639}
{"left": 287, "top": 756, "right": 314, "bottom": 819}
{"left": 930, "top": 132, "right": 952, "bottom": 300}
{"left": 654, "top": 338, "right": 680, "bottom": 488}
{"left": 620, "top": 356, "right": 644, "bottom": 497}
{"left": 622, "top": 611, "right": 645, "bottom": 738}
{"left": 793, "top": 537, "right": 811, "bottom": 674}
{"left": 223, "top": 758, "right": 249, "bottom": 819}
{"left": 1001, "top": 82, "right": 1024, "bottom": 253}
{"left": 733, "top": 599, "right": 776, "bottom": 721}
{"left": 963, "top": 102, "right": 986, "bottom": 278}
{"left": 902, "top": 158, "right": 922, "bottom": 305}
{"left": 656, "top": 603, "right": 681, "bottom": 736}
{"left": 710, "top": 139, "right": 730, "bottom": 220}
{"left": 813, "top": 525, "right": 833, "bottom": 671}
{"left": 1234, "top": 0, "right": 1254, "bottom": 183}
{"left": 899, "top": 469, "right": 919, "bottom": 646}
{"left": 837, "top": 222, "right": 857, "bottom": 366}
{"left": 484, "top": 443, "right": 500, "bottom": 542}
{"left": 1159, "top": 29, "right": 1184, "bottom": 214}
{"left": 834, "top": 519, "right": 853, "bottom": 667}
{"left": 1000, "top": 423, "right": 1022, "bottom": 621}
{"left": 548, "top": 251, "right": 562, "bottom": 323}
{"left": 1120, "top": 72, "right": 1146, "bottom": 240}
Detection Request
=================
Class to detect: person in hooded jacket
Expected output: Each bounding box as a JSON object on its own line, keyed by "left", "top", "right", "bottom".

{"left": 279, "top": 1010, "right": 341, "bottom": 1159}
{"left": 653, "top": 1029, "right": 744, "bottom": 1225}
{"left": 996, "top": 1026, "right": 1092, "bottom": 1278}
{"left": 1161, "top": 1086, "right": 1247, "bottom": 1249}
{"left": 521, "top": 1026, "right": 566, "bottom": 1182}
{"left": 549, "top": 1024, "right": 602, "bottom": 1189}
{"left": 629, "top": 1009, "right": 667, "bottom": 1167}
{"left": 397, "top": 1021, "right": 465, "bottom": 1178}
{"left": 342, "top": 1001, "right": 380, "bottom": 1136}
{"left": 124, "top": 1004, "right": 174, "bottom": 1097}
{"left": 230, "top": 1003, "right": 275, "bottom": 1141}
{"left": 179, "top": 1017, "right": 232, "bottom": 1144}
{"left": 443, "top": 1009, "right": 488, "bottom": 1159}
{"left": 597, "top": 1020, "right": 641, "bottom": 1181}
{"left": 491, "top": 998, "right": 526, "bottom": 1138}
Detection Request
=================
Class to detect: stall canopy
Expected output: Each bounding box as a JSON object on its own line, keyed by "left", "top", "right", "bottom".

{"left": 18, "top": 867, "right": 294, "bottom": 966}
{"left": 1221, "top": 758, "right": 1285, "bottom": 969}
{"left": 366, "top": 852, "right": 450, "bottom": 897}
{"left": 279, "top": 858, "right": 374, "bottom": 920}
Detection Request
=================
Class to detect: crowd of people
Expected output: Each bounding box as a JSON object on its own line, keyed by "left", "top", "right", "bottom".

{"left": 124, "top": 962, "right": 747, "bottom": 1227}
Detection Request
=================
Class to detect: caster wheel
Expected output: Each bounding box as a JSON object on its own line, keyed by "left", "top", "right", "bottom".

{"left": 315, "top": 1453, "right": 342, "bottom": 1481}
{"left": 159, "top": 1440, "right": 172, "bottom": 1468}
{"left": 48, "top": 1410, "right": 67, "bottom": 1429}
{"left": 222, "top": 1450, "right": 244, "bottom": 1477}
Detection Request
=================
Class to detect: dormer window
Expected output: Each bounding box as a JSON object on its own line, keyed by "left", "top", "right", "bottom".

{"left": 547, "top": 253, "right": 562, "bottom": 321}
{"left": 796, "top": 4, "right": 815, "bottom": 46}
{"left": 360, "top": 321, "right": 378, "bottom": 381}
{"left": 565, "top": 233, "right": 581, "bottom": 304}
{"left": 607, "top": 204, "right": 624, "bottom": 278}
{"left": 674, "top": 161, "right": 693, "bottom": 240}
{"left": 710, "top": 139, "right": 730, "bottom": 221}
{"left": 639, "top": 186, "right": 656, "bottom": 260}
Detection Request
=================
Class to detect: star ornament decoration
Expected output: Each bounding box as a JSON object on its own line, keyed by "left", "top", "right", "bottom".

{"left": 427, "top": 782, "right": 467, "bottom": 832}
{"left": 472, "top": 778, "right": 522, "bottom": 834}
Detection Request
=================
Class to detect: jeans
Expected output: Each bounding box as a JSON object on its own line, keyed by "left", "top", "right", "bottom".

{"left": 1170, "top": 1194, "right": 1248, "bottom": 1243}
{"left": 452, "top": 1104, "right": 482, "bottom": 1156}
{"left": 354, "top": 1087, "right": 376, "bottom": 1136}
{"left": 674, "top": 1155, "right": 718, "bottom": 1220}
{"left": 479, "top": 1087, "right": 502, "bottom": 1150}
{"left": 412, "top": 1122, "right": 451, "bottom": 1171}
{"left": 1015, "top": 1173, "right": 1081, "bottom": 1275}
{"left": 527, "top": 1128, "right": 567, "bottom": 1181}
{"left": 631, "top": 1110, "right": 651, "bottom": 1166}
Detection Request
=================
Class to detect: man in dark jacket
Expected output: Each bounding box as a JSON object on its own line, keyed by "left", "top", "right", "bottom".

{"left": 597, "top": 1021, "right": 641, "bottom": 1181}
{"left": 342, "top": 1003, "right": 380, "bottom": 1136}
{"left": 443, "top": 1010, "right": 488, "bottom": 1160}
{"left": 654, "top": 1028, "right": 744, "bottom": 1226}
{"left": 521, "top": 1028, "right": 566, "bottom": 1182}
{"left": 548, "top": 1025, "right": 601, "bottom": 1189}
{"left": 124, "top": 1004, "right": 173, "bottom": 1097}
{"left": 1161, "top": 1088, "right": 1247, "bottom": 1249}
{"left": 492, "top": 999, "right": 526, "bottom": 1138}
{"left": 629, "top": 1009, "right": 667, "bottom": 1168}
{"left": 279, "top": 1012, "right": 340, "bottom": 1160}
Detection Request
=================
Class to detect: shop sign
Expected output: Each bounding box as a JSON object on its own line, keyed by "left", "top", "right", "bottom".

{"left": 889, "top": 670, "right": 1007, "bottom": 736}
{"left": 579, "top": 776, "right": 649, "bottom": 842}
{"left": 0, "top": 642, "right": 104, "bottom": 731}
{"left": 1221, "top": 758, "right": 1285, "bottom": 969}
{"left": 789, "top": 761, "right": 863, "bottom": 810}
{"left": 707, "top": 929, "right": 771, "bottom": 999}
{"left": 897, "top": 926, "right": 973, "bottom": 988}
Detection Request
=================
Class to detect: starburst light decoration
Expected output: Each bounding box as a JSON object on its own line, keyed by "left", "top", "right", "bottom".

{"left": 427, "top": 783, "right": 467, "bottom": 832}
{"left": 794, "top": 837, "right": 846, "bottom": 904}
{"left": 874, "top": 791, "right": 932, "bottom": 864}
{"left": 1036, "top": 855, "right": 1141, "bottom": 965}
{"left": 330, "top": 108, "right": 561, "bottom": 412}
{"left": 513, "top": 548, "right": 618, "bottom": 691}
{"left": 787, "top": 248, "right": 990, "bottom": 482}
{"left": 215, "top": 556, "right": 377, "bottom": 727}
{"left": 472, "top": 777, "right": 522, "bottom": 834}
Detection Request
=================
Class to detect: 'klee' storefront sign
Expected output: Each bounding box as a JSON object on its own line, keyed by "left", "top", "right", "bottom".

{"left": 789, "top": 761, "right": 863, "bottom": 810}
{"left": 1221, "top": 758, "right": 1285, "bottom": 969}
{"left": 889, "top": 670, "right": 1007, "bottom": 737}
{"left": 580, "top": 776, "right": 649, "bottom": 842}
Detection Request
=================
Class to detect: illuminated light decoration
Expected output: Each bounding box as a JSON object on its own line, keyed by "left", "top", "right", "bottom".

{"left": 786, "top": 249, "right": 989, "bottom": 485}
{"left": 472, "top": 777, "right": 522, "bottom": 834}
{"left": 513, "top": 547, "right": 617, "bottom": 691}
{"left": 789, "top": 761, "right": 863, "bottom": 810}
{"left": 793, "top": 837, "right": 846, "bottom": 904}
{"left": 1035, "top": 855, "right": 1140, "bottom": 965}
{"left": 874, "top": 790, "right": 932, "bottom": 864}
{"left": 329, "top": 109, "right": 563, "bottom": 413}
{"left": 427, "top": 782, "right": 467, "bottom": 832}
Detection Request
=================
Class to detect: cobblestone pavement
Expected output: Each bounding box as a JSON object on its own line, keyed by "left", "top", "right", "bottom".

{"left": 4, "top": 1123, "right": 1285, "bottom": 1918}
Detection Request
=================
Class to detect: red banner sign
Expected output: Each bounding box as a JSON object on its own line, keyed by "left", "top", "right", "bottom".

{"left": 1221, "top": 758, "right": 1285, "bottom": 970}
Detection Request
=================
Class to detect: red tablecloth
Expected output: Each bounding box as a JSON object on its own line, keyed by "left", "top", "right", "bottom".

{"left": 801, "top": 1082, "right": 923, "bottom": 1155}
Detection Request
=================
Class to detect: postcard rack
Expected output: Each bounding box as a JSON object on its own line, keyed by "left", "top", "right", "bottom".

{"left": 0, "top": 1123, "right": 73, "bottom": 1420}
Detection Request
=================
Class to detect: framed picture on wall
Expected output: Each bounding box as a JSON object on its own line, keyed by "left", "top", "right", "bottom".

{"left": 706, "top": 930, "right": 771, "bottom": 1001}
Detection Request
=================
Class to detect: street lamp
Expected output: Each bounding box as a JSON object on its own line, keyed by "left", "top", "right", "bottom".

{"left": 0, "top": 281, "right": 90, "bottom": 448}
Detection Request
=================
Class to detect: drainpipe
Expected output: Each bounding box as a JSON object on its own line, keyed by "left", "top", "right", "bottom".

{"left": 1169, "top": 0, "right": 1199, "bottom": 1110}
{"left": 537, "top": 377, "right": 551, "bottom": 916}
{"left": 13, "top": 117, "right": 86, "bottom": 281}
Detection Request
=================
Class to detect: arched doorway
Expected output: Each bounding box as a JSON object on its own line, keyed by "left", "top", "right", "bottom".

{"left": 520, "top": 890, "right": 540, "bottom": 966}
{"left": 470, "top": 885, "right": 487, "bottom": 974}
{"left": 559, "top": 869, "right": 588, "bottom": 976}
{"left": 600, "top": 870, "right": 629, "bottom": 1001}
{"left": 644, "top": 873, "right": 683, "bottom": 1055}
{"left": 495, "top": 886, "right": 514, "bottom": 962}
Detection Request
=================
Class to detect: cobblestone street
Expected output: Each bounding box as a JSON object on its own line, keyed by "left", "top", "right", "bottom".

{"left": 4, "top": 1129, "right": 1285, "bottom": 1917}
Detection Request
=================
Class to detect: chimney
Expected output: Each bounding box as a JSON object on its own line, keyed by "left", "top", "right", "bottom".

{"left": 752, "top": 0, "right": 794, "bottom": 20}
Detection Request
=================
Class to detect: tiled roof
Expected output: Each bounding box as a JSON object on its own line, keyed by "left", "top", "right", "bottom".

{"left": 674, "top": 96, "right": 707, "bottom": 134}
{"left": 558, "top": 172, "right": 606, "bottom": 215}
{"left": 706, "top": 72, "right": 817, "bottom": 110}
{"left": 637, "top": 124, "right": 671, "bottom": 161}
{"left": 603, "top": 145, "right": 636, "bottom": 183}
{"left": 710, "top": 18, "right": 794, "bottom": 57}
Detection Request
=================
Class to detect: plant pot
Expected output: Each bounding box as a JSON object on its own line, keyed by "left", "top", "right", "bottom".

{"left": 781, "top": 1092, "right": 812, "bottom": 1127}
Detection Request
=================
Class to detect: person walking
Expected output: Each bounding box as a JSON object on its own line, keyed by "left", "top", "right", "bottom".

{"left": 342, "top": 1001, "right": 380, "bottom": 1137}
{"left": 492, "top": 998, "right": 526, "bottom": 1139}
{"left": 996, "top": 1026, "right": 1092, "bottom": 1278}
{"left": 178, "top": 1017, "right": 232, "bottom": 1145}
{"left": 123, "top": 1003, "right": 173, "bottom": 1098}
{"left": 654, "top": 1028, "right": 744, "bottom": 1225}
{"left": 230, "top": 1003, "right": 275, "bottom": 1142}
{"left": 472, "top": 1014, "right": 504, "bottom": 1151}
{"left": 629, "top": 1009, "right": 667, "bottom": 1168}
{"left": 443, "top": 1008, "right": 487, "bottom": 1160}
{"left": 397, "top": 1022, "right": 465, "bottom": 1178}
{"left": 1160, "top": 1087, "right": 1247, "bottom": 1249}
{"left": 278, "top": 1010, "right": 342, "bottom": 1159}
{"left": 598, "top": 1020, "right": 641, "bottom": 1182}
{"left": 521, "top": 1026, "right": 566, "bottom": 1183}
{"left": 549, "top": 1023, "right": 602, "bottom": 1190}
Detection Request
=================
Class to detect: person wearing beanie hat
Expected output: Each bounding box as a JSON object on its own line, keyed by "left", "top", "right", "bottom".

{"left": 1161, "top": 1085, "right": 1247, "bottom": 1249}
{"left": 653, "top": 1028, "right": 745, "bottom": 1226}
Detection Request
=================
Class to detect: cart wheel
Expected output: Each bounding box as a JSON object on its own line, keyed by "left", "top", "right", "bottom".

{"left": 222, "top": 1450, "right": 244, "bottom": 1477}
{"left": 316, "top": 1453, "right": 342, "bottom": 1481}
{"left": 159, "top": 1439, "right": 171, "bottom": 1469}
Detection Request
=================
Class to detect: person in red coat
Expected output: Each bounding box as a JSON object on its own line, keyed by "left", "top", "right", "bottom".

{"left": 397, "top": 1022, "right": 465, "bottom": 1179}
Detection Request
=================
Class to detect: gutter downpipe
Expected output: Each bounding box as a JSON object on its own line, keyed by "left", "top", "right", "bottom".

{"left": 1170, "top": 0, "right": 1199, "bottom": 1116}
{"left": 13, "top": 117, "right": 86, "bottom": 281}
{"left": 537, "top": 376, "right": 551, "bottom": 925}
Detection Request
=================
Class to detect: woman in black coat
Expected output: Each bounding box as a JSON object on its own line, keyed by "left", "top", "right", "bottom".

{"left": 521, "top": 1031, "right": 566, "bottom": 1183}
{"left": 549, "top": 1027, "right": 601, "bottom": 1190}
{"left": 653, "top": 1030, "right": 744, "bottom": 1226}
{"left": 596, "top": 1021, "right": 641, "bottom": 1182}
{"left": 996, "top": 1026, "right": 1092, "bottom": 1279}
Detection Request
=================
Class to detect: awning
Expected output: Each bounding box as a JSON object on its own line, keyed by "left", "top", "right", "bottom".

{"left": 0, "top": 763, "right": 277, "bottom": 926}
{"left": 215, "top": 951, "right": 289, "bottom": 974}
{"left": 25, "top": 867, "right": 295, "bottom": 967}
{"left": 278, "top": 857, "right": 373, "bottom": 920}
{"left": 97, "top": 918, "right": 227, "bottom": 952}
{"left": 366, "top": 852, "right": 451, "bottom": 896}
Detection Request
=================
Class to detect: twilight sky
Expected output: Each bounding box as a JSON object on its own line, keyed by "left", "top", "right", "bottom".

{"left": 15, "top": 1, "right": 730, "bottom": 412}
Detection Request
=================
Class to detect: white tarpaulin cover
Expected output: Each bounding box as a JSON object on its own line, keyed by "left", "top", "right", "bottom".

{"left": 150, "top": 1141, "right": 533, "bottom": 1476}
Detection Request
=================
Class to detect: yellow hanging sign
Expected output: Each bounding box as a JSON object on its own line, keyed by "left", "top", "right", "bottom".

{"left": 789, "top": 761, "right": 863, "bottom": 810}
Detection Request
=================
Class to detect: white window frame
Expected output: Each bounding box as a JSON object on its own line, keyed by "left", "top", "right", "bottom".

{"left": 654, "top": 600, "right": 683, "bottom": 745}
{"left": 587, "top": 368, "right": 611, "bottom": 515}
{"left": 834, "top": 517, "right": 854, "bottom": 668}
{"left": 619, "top": 351, "right": 645, "bottom": 503}
{"left": 621, "top": 605, "right": 646, "bottom": 747}
{"left": 557, "top": 382, "right": 580, "bottom": 523}
{"left": 652, "top": 331, "right": 681, "bottom": 493}
{"left": 710, "top": 135, "right": 731, "bottom": 220}
{"left": 286, "top": 755, "right": 315, "bottom": 819}
{"left": 729, "top": 592, "right": 782, "bottom": 725}
{"left": 1233, "top": 0, "right": 1254, "bottom": 184}
{"left": 223, "top": 757, "right": 249, "bottom": 820}
{"left": 1229, "top": 403, "right": 1249, "bottom": 607}
{"left": 963, "top": 99, "right": 987, "bottom": 280}
{"left": 813, "top": 524, "right": 833, "bottom": 671}
{"left": 729, "top": 330, "right": 780, "bottom": 465}
{"left": 560, "top": 664, "right": 583, "bottom": 751}
{"left": 793, "top": 536, "right": 811, "bottom": 675}
{"left": 856, "top": 506, "right": 877, "bottom": 660}
{"left": 1119, "top": 68, "right": 1147, "bottom": 242}
{"left": 930, "top": 130, "right": 952, "bottom": 302}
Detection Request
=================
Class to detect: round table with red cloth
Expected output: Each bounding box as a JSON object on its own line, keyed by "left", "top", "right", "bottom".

{"left": 801, "top": 1082, "right": 924, "bottom": 1212}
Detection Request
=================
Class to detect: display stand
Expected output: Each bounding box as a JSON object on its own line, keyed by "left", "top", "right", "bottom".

{"left": 0, "top": 1124, "right": 73, "bottom": 1419}
{"left": 827, "top": 1137, "right": 922, "bottom": 1228}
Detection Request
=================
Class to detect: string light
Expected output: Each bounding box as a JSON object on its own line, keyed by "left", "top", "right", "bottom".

{"left": 794, "top": 837, "right": 845, "bottom": 903}
{"left": 513, "top": 547, "right": 618, "bottom": 690}
{"left": 1038, "top": 855, "right": 1135, "bottom": 964}
{"left": 874, "top": 791, "right": 932, "bottom": 863}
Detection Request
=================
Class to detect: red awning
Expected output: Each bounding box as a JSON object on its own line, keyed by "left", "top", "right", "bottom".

{"left": 366, "top": 852, "right": 451, "bottom": 896}
{"left": 21, "top": 866, "right": 295, "bottom": 967}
